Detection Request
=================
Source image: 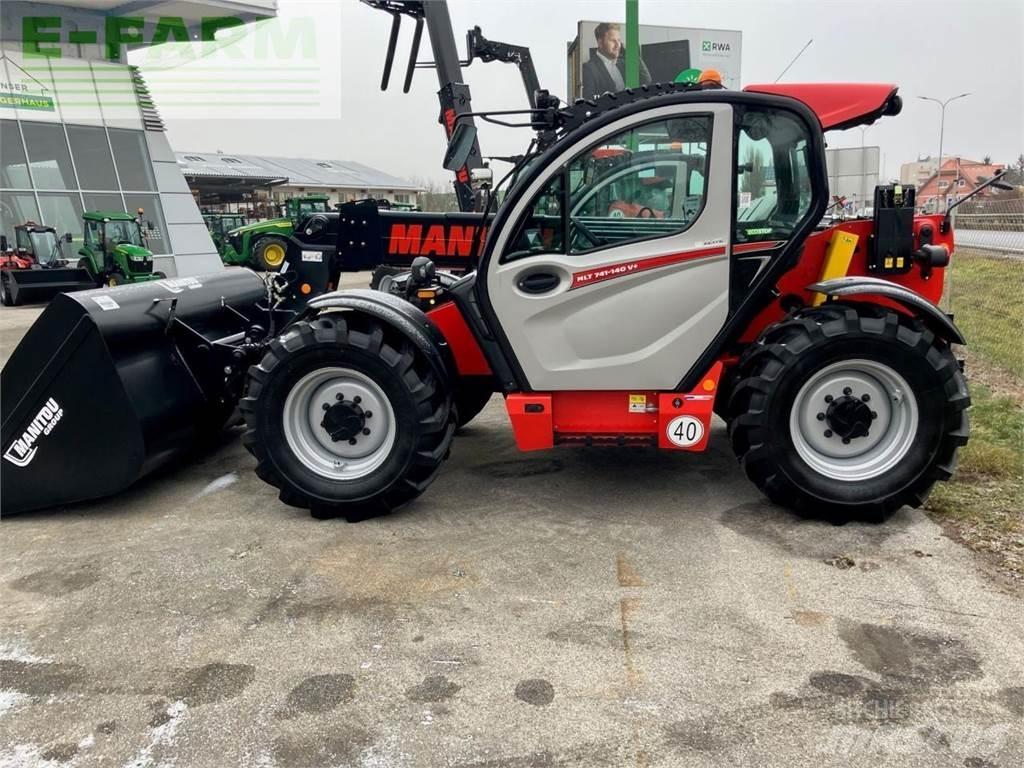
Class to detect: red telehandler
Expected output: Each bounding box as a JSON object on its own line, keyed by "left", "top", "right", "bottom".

{"left": 2, "top": 73, "right": 987, "bottom": 522}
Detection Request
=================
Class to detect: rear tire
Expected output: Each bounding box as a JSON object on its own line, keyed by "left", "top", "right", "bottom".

{"left": 241, "top": 312, "right": 456, "bottom": 520}
{"left": 728, "top": 303, "right": 969, "bottom": 520}
{"left": 107, "top": 272, "right": 125, "bottom": 287}
{"left": 154, "top": 271, "right": 167, "bottom": 280}
{"left": 253, "top": 237, "right": 288, "bottom": 272}
{"left": 1, "top": 280, "right": 11, "bottom": 307}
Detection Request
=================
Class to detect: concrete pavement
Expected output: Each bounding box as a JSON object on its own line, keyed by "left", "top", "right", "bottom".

{"left": 1, "top": 295, "right": 1022, "bottom": 768}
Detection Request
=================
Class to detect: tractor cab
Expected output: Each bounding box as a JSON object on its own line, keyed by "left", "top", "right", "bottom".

{"left": 283, "top": 195, "right": 331, "bottom": 223}
{"left": 204, "top": 213, "right": 249, "bottom": 256}
{"left": 79, "top": 211, "right": 164, "bottom": 287}
{"left": 13, "top": 223, "right": 68, "bottom": 266}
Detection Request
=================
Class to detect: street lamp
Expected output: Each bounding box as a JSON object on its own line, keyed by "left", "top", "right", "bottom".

{"left": 918, "top": 93, "right": 970, "bottom": 212}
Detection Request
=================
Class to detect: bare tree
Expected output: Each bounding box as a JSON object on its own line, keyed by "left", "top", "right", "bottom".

{"left": 411, "top": 176, "right": 460, "bottom": 213}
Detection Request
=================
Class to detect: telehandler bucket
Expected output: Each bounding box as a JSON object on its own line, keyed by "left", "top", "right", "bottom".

{"left": 5, "top": 266, "right": 96, "bottom": 305}
{"left": 1, "top": 270, "right": 267, "bottom": 515}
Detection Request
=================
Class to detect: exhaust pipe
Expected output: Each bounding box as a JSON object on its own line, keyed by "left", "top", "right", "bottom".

{"left": 1, "top": 270, "right": 267, "bottom": 514}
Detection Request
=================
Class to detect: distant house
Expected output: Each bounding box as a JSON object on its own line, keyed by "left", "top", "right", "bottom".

{"left": 916, "top": 158, "right": 1006, "bottom": 212}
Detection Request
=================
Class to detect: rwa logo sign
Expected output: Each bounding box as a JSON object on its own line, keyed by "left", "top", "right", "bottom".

{"left": 3, "top": 398, "right": 64, "bottom": 468}
{"left": 701, "top": 39, "right": 733, "bottom": 54}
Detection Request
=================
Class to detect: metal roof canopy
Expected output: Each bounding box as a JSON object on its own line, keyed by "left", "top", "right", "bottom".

{"left": 176, "top": 151, "right": 422, "bottom": 192}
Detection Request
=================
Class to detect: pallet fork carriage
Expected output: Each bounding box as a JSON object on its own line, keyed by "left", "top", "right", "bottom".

{"left": 1, "top": 1, "right": 982, "bottom": 520}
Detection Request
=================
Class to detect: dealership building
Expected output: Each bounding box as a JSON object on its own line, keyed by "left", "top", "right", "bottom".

{"left": 0, "top": 0, "right": 275, "bottom": 276}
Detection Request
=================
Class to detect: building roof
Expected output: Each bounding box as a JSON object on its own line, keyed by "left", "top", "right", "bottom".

{"left": 918, "top": 158, "right": 1006, "bottom": 197}
{"left": 176, "top": 151, "right": 422, "bottom": 192}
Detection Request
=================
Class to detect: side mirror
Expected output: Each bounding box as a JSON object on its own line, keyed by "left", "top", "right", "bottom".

{"left": 443, "top": 122, "right": 477, "bottom": 171}
{"left": 64, "top": 232, "right": 73, "bottom": 243}
{"left": 470, "top": 166, "right": 493, "bottom": 186}
{"left": 147, "top": 220, "right": 155, "bottom": 231}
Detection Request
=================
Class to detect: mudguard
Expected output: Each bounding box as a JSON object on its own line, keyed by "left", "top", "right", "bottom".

{"left": 304, "top": 289, "right": 458, "bottom": 388}
{"left": 808, "top": 276, "right": 965, "bottom": 345}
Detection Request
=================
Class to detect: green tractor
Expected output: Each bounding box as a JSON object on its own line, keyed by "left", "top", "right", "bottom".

{"left": 221, "top": 194, "right": 331, "bottom": 271}
{"left": 202, "top": 212, "right": 249, "bottom": 258}
{"left": 78, "top": 211, "right": 165, "bottom": 287}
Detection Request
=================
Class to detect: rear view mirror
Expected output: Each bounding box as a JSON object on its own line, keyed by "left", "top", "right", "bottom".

{"left": 443, "top": 122, "right": 477, "bottom": 171}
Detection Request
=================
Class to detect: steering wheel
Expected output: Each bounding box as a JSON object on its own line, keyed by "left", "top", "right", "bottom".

{"left": 637, "top": 207, "right": 655, "bottom": 219}
{"left": 571, "top": 218, "right": 604, "bottom": 248}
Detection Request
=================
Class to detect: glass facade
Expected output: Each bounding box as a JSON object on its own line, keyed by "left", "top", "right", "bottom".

{"left": 1, "top": 54, "right": 169, "bottom": 258}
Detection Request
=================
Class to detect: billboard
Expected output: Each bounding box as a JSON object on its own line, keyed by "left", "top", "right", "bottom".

{"left": 568, "top": 21, "right": 742, "bottom": 101}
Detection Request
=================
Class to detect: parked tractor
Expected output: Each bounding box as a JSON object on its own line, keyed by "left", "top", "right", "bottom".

{"left": 77, "top": 211, "right": 165, "bottom": 287}
{"left": 221, "top": 194, "right": 331, "bottom": 271}
{"left": 203, "top": 212, "right": 249, "bottom": 259}
{"left": 0, "top": 223, "right": 95, "bottom": 306}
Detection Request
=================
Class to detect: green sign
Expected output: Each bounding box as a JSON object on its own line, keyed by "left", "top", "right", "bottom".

{"left": 0, "top": 91, "right": 54, "bottom": 111}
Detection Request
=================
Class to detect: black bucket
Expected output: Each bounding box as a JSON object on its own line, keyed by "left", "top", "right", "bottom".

{"left": 1, "top": 269, "right": 267, "bottom": 514}
{"left": 4, "top": 266, "right": 97, "bottom": 305}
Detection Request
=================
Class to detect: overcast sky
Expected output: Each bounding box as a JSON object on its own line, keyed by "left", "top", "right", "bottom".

{"left": 145, "top": 0, "right": 1023, "bottom": 186}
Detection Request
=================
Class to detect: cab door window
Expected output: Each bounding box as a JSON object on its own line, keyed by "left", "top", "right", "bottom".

{"left": 735, "top": 107, "right": 814, "bottom": 243}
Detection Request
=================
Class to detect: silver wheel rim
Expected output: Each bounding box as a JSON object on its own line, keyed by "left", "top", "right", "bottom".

{"left": 789, "top": 359, "right": 919, "bottom": 482}
{"left": 282, "top": 367, "right": 397, "bottom": 480}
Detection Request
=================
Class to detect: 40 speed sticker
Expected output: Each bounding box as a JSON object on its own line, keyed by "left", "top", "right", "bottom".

{"left": 666, "top": 415, "right": 704, "bottom": 448}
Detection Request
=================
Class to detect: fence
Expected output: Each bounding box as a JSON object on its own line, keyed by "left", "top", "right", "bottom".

{"left": 951, "top": 196, "right": 1024, "bottom": 255}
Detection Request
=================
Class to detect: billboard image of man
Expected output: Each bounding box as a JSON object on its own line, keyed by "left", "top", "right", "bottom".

{"left": 581, "top": 22, "right": 652, "bottom": 98}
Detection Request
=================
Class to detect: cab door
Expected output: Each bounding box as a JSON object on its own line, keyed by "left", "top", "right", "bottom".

{"left": 484, "top": 103, "right": 733, "bottom": 391}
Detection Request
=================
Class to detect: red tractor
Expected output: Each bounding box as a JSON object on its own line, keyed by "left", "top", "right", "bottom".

{"left": 0, "top": 80, "right": 979, "bottom": 521}
{"left": 237, "top": 82, "right": 970, "bottom": 521}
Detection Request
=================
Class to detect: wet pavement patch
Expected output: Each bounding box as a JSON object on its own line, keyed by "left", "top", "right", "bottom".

{"left": 280, "top": 673, "right": 355, "bottom": 716}
{"left": 837, "top": 621, "right": 983, "bottom": 686}
{"left": 9, "top": 568, "right": 99, "bottom": 596}
{"left": 168, "top": 662, "right": 255, "bottom": 705}
{"left": 514, "top": 678, "right": 554, "bottom": 706}
{"left": 405, "top": 674, "right": 460, "bottom": 703}
{"left": 475, "top": 459, "right": 563, "bottom": 479}
{"left": 272, "top": 727, "right": 375, "bottom": 768}
{"left": 0, "top": 659, "right": 86, "bottom": 696}
{"left": 40, "top": 743, "right": 79, "bottom": 763}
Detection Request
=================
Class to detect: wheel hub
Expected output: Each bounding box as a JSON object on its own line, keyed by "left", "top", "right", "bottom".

{"left": 825, "top": 395, "right": 873, "bottom": 440}
{"left": 321, "top": 399, "right": 367, "bottom": 442}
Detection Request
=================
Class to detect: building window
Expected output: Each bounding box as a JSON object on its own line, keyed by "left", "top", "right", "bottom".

{"left": 184, "top": 155, "right": 205, "bottom": 162}
{"left": 957, "top": 178, "right": 966, "bottom": 188}
{"left": 67, "top": 125, "right": 118, "bottom": 190}
{"left": 0, "top": 193, "right": 40, "bottom": 239}
{"left": 316, "top": 162, "right": 332, "bottom": 168}
{"left": 125, "top": 193, "right": 168, "bottom": 255}
{"left": 938, "top": 181, "right": 949, "bottom": 190}
{"left": 1, "top": 123, "right": 31, "bottom": 188}
{"left": 22, "top": 122, "right": 77, "bottom": 190}
{"left": 109, "top": 129, "right": 156, "bottom": 191}
{"left": 221, "top": 157, "right": 242, "bottom": 164}
{"left": 395, "top": 193, "right": 410, "bottom": 203}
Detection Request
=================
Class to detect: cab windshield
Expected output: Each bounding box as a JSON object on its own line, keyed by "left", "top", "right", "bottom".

{"left": 105, "top": 220, "right": 143, "bottom": 247}
{"left": 29, "top": 232, "right": 59, "bottom": 264}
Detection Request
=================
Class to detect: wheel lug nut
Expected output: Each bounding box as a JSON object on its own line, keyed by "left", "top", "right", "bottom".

{"left": 364, "top": 411, "right": 372, "bottom": 418}
{"left": 870, "top": 411, "right": 877, "bottom": 419}
{"left": 816, "top": 412, "right": 825, "bottom": 421}
{"left": 861, "top": 394, "right": 870, "bottom": 402}
{"left": 348, "top": 438, "right": 357, "bottom": 445}
{"left": 824, "top": 430, "right": 833, "bottom": 438}
{"left": 322, "top": 403, "right": 329, "bottom": 411}
{"left": 842, "top": 437, "right": 851, "bottom": 444}
{"left": 843, "top": 387, "right": 852, "bottom": 396}
{"left": 353, "top": 396, "right": 362, "bottom": 404}
{"left": 362, "top": 428, "right": 371, "bottom": 435}
{"left": 336, "top": 393, "right": 344, "bottom": 401}
{"left": 824, "top": 395, "right": 833, "bottom": 403}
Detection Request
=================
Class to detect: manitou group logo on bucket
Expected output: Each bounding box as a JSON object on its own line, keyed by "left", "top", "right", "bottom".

{"left": 3, "top": 398, "right": 63, "bottom": 468}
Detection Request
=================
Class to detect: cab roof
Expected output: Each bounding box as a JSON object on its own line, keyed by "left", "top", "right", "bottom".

{"left": 83, "top": 211, "right": 137, "bottom": 221}
{"left": 742, "top": 83, "right": 901, "bottom": 131}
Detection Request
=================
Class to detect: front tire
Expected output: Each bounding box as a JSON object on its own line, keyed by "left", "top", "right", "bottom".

{"left": 241, "top": 313, "right": 456, "bottom": 520}
{"left": 728, "top": 304, "right": 969, "bottom": 520}
{"left": 253, "top": 237, "right": 288, "bottom": 272}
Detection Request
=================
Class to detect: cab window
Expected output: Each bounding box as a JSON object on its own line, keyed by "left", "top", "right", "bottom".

{"left": 735, "top": 107, "right": 814, "bottom": 243}
{"left": 503, "top": 114, "right": 712, "bottom": 262}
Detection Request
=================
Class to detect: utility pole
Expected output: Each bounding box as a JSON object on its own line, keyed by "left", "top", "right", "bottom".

{"left": 625, "top": 0, "right": 639, "bottom": 88}
{"left": 859, "top": 125, "right": 869, "bottom": 214}
{"left": 918, "top": 93, "right": 970, "bottom": 212}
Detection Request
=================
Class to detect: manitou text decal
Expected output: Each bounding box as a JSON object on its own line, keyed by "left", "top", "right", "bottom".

{"left": 3, "top": 398, "right": 63, "bottom": 467}
{"left": 570, "top": 245, "right": 727, "bottom": 290}
{"left": 388, "top": 223, "right": 486, "bottom": 259}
